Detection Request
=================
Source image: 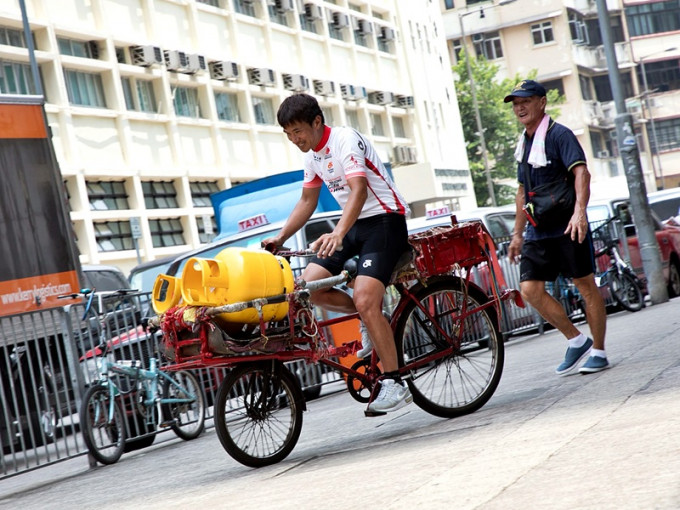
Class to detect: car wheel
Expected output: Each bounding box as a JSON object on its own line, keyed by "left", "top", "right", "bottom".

{"left": 668, "top": 259, "right": 680, "bottom": 298}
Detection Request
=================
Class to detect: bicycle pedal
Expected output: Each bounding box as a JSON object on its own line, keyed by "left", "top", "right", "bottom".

{"left": 363, "top": 409, "right": 387, "bottom": 418}
{"left": 159, "top": 420, "right": 175, "bottom": 428}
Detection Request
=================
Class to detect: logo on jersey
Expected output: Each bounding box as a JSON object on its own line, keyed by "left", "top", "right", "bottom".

{"left": 327, "top": 176, "right": 344, "bottom": 193}
{"left": 358, "top": 140, "right": 365, "bottom": 152}
{"left": 313, "top": 154, "right": 322, "bottom": 162}
{"left": 362, "top": 259, "right": 373, "bottom": 268}
{"left": 324, "top": 147, "right": 332, "bottom": 159}
{"left": 327, "top": 161, "right": 334, "bottom": 174}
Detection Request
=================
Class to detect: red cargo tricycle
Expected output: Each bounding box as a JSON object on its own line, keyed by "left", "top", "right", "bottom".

{"left": 154, "top": 219, "right": 522, "bottom": 468}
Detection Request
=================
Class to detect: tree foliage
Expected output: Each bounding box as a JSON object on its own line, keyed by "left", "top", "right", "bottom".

{"left": 453, "top": 58, "right": 563, "bottom": 206}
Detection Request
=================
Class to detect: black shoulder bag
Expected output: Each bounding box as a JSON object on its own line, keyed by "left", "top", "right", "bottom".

{"left": 522, "top": 168, "right": 576, "bottom": 230}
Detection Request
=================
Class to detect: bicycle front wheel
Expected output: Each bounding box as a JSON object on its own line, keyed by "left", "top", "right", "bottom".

{"left": 610, "top": 271, "right": 644, "bottom": 312}
{"left": 214, "top": 362, "right": 304, "bottom": 468}
{"left": 80, "top": 385, "right": 126, "bottom": 465}
{"left": 162, "top": 370, "right": 206, "bottom": 441}
{"left": 395, "top": 277, "right": 504, "bottom": 418}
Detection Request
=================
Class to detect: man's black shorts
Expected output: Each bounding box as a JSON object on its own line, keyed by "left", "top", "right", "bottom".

{"left": 311, "top": 213, "right": 409, "bottom": 287}
{"left": 519, "top": 233, "right": 596, "bottom": 282}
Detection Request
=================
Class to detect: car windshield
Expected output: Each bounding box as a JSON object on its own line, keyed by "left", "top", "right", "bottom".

{"left": 130, "top": 261, "right": 174, "bottom": 293}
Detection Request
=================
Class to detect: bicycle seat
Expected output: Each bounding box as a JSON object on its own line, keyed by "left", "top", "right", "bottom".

{"left": 343, "top": 256, "right": 359, "bottom": 279}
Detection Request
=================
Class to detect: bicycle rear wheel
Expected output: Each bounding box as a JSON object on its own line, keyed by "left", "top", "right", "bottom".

{"left": 610, "top": 271, "right": 644, "bottom": 312}
{"left": 80, "top": 385, "right": 126, "bottom": 465}
{"left": 214, "top": 362, "right": 304, "bottom": 468}
{"left": 162, "top": 370, "right": 206, "bottom": 440}
{"left": 395, "top": 277, "right": 504, "bottom": 418}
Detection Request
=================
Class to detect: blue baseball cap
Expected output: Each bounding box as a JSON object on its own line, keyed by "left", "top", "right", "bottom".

{"left": 504, "top": 80, "right": 547, "bottom": 103}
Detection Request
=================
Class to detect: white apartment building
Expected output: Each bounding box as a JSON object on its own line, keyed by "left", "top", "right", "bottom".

{"left": 0, "top": 0, "right": 474, "bottom": 274}
{"left": 441, "top": 0, "right": 680, "bottom": 200}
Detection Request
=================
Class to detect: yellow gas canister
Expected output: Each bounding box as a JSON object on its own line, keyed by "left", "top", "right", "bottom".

{"left": 180, "top": 247, "right": 294, "bottom": 324}
{"left": 151, "top": 274, "right": 183, "bottom": 314}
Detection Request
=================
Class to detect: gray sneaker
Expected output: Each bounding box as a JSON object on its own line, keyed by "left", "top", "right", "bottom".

{"left": 366, "top": 379, "right": 413, "bottom": 413}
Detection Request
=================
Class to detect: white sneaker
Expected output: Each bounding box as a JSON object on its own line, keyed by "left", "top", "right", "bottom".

{"left": 367, "top": 379, "right": 413, "bottom": 413}
{"left": 357, "top": 321, "right": 373, "bottom": 358}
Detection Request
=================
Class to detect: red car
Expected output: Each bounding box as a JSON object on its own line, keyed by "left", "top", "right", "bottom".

{"left": 587, "top": 197, "right": 680, "bottom": 297}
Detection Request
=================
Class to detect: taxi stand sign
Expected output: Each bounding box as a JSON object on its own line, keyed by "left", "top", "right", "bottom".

{"left": 426, "top": 205, "right": 450, "bottom": 219}
{"left": 238, "top": 213, "right": 269, "bottom": 233}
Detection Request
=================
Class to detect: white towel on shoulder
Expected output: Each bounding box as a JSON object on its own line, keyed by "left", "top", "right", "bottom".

{"left": 514, "top": 114, "right": 550, "bottom": 168}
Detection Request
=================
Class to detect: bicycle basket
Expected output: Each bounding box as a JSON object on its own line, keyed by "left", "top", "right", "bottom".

{"left": 591, "top": 219, "right": 619, "bottom": 257}
{"left": 408, "top": 221, "right": 486, "bottom": 278}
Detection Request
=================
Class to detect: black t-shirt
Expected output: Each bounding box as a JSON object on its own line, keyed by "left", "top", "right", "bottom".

{"left": 517, "top": 119, "right": 587, "bottom": 240}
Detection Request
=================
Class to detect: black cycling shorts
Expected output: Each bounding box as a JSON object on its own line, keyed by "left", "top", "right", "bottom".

{"left": 311, "top": 213, "right": 410, "bottom": 287}
{"left": 519, "top": 233, "right": 596, "bottom": 282}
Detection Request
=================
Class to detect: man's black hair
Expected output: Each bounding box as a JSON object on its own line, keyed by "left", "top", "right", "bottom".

{"left": 277, "top": 93, "right": 325, "bottom": 128}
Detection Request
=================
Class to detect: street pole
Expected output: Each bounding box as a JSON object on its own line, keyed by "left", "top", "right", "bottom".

{"left": 595, "top": 0, "right": 668, "bottom": 304}
{"left": 458, "top": 10, "right": 497, "bottom": 207}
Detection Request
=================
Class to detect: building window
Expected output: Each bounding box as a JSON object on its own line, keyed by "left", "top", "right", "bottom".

{"left": 95, "top": 221, "right": 134, "bottom": 252}
{"left": 196, "top": 216, "right": 217, "bottom": 244}
{"left": 190, "top": 181, "right": 220, "bottom": 207}
{"left": 637, "top": 58, "right": 680, "bottom": 94}
{"left": 370, "top": 113, "right": 385, "bottom": 137}
{"left": 442, "top": 182, "right": 467, "bottom": 191}
{"left": 197, "top": 0, "right": 221, "bottom": 6}
{"left": 444, "top": 0, "right": 455, "bottom": 9}
{"left": 215, "top": 92, "right": 241, "bottom": 122}
{"left": 346, "top": 109, "right": 360, "bottom": 130}
{"left": 269, "top": 6, "right": 290, "bottom": 26}
{"left": 173, "top": 86, "right": 202, "bottom": 118}
{"left": 354, "top": 31, "right": 369, "bottom": 48}
{"left": 0, "top": 60, "right": 36, "bottom": 94}
{"left": 122, "top": 77, "right": 157, "bottom": 113}
{"left": 473, "top": 31, "right": 503, "bottom": 60}
{"left": 626, "top": 1, "right": 680, "bottom": 37}
{"left": 300, "top": 14, "right": 319, "bottom": 34}
{"left": 57, "top": 37, "right": 98, "bottom": 59}
{"left": 321, "top": 106, "right": 334, "bottom": 126}
{"left": 328, "top": 24, "right": 344, "bottom": 41}
{"left": 149, "top": 218, "right": 185, "bottom": 247}
{"left": 531, "top": 21, "right": 554, "bottom": 45}
{"left": 542, "top": 78, "right": 565, "bottom": 97}
{"left": 252, "top": 96, "right": 275, "bottom": 125}
{"left": 0, "top": 26, "right": 27, "bottom": 47}
{"left": 568, "top": 13, "right": 588, "bottom": 45}
{"left": 63, "top": 70, "right": 106, "bottom": 107}
{"left": 142, "top": 181, "right": 179, "bottom": 208}
{"left": 393, "top": 117, "right": 406, "bottom": 138}
{"left": 233, "top": 0, "right": 256, "bottom": 17}
{"left": 654, "top": 117, "right": 680, "bottom": 153}
{"left": 87, "top": 181, "right": 129, "bottom": 210}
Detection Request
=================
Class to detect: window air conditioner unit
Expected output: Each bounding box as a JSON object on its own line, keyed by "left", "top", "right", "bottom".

{"left": 283, "top": 73, "right": 309, "bottom": 92}
{"left": 248, "top": 67, "right": 276, "bottom": 86}
{"left": 164, "top": 50, "right": 186, "bottom": 71}
{"left": 131, "top": 45, "right": 163, "bottom": 67}
{"left": 313, "top": 79, "right": 335, "bottom": 96}
{"left": 304, "top": 3, "right": 323, "bottom": 20}
{"left": 379, "top": 27, "right": 395, "bottom": 41}
{"left": 185, "top": 54, "right": 206, "bottom": 74}
{"left": 358, "top": 19, "right": 373, "bottom": 35}
{"left": 407, "top": 147, "right": 417, "bottom": 163}
{"left": 394, "top": 146, "right": 408, "bottom": 164}
{"left": 340, "top": 84, "right": 366, "bottom": 101}
{"left": 597, "top": 150, "right": 610, "bottom": 159}
{"left": 332, "top": 12, "right": 349, "bottom": 28}
{"left": 209, "top": 61, "right": 239, "bottom": 81}
{"left": 396, "top": 95, "right": 415, "bottom": 108}
{"left": 275, "top": 0, "right": 295, "bottom": 12}
{"left": 369, "top": 91, "right": 394, "bottom": 106}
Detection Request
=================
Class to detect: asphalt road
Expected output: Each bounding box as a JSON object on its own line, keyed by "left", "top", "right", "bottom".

{"left": 2, "top": 299, "right": 680, "bottom": 509}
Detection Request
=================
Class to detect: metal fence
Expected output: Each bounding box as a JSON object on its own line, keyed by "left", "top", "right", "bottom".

{"left": 0, "top": 223, "right": 626, "bottom": 479}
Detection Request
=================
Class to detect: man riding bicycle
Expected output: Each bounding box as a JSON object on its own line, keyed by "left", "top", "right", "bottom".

{"left": 263, "top": 93, "right": 412, "bottom": 413}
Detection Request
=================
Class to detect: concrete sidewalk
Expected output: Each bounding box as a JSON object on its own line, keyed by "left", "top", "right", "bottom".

{"left": 2, "top": 299, "right": 680, "bottom": 509}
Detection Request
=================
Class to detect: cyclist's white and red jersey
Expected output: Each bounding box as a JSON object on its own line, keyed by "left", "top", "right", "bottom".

{"left": 302, "top": 125, "right": 410, "bottom": 219}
